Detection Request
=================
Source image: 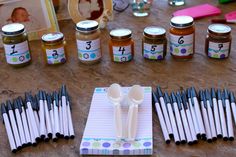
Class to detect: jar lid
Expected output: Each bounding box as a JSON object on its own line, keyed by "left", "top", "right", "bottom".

{"left": 170, "top": 16, "right": 194, "bottom": 28}
{"left": 76, "top": 20, "right": 99, "bottom": 32}
{"left": 144, "top": 26, "right": 166, "bottom": 38}
{"left": 1, "top": 23, "right": 25, "bottom": 36}
{"left": 208, "top": 24, "right": 231, "bottom": 36}
{"left": 110, "top": 28, "right": 132, "bottom": 40}
{"left": 42, "top": 32, "right": 64, "bottom": 43}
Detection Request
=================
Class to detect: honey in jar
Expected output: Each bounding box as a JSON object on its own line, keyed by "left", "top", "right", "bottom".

{"left": 169, "top": 16, "right": 195, "bottom": 59}
{"left": 205, "top": 24, "right": 232, "bottom": 59}
{"left": 142, "top": 26, "right": 167, "bottom": 60}
{"left": 42, "top": 32, "right": 67, "bottom": 65}
{"left": 109, "top": 28, "right": 134, "bottom": 62}
{"left": 1, "top": 23, "right": 31, "bottom": 67}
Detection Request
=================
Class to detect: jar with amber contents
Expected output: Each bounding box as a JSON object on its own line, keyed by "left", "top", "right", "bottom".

{"left": 109, "top": 29, "right": 134, "bottom": 62}
{"left": 205, "top": 24, "right": 232, "bottom": 59}
{"left": 142, "top": 26, "right": 167, "bottom": 60}
{"left": 169, "top": 16, "right": 195, "bottom": 59}
{"left": 42, "top": 32, "right": 67, "bottom": 65}
{"left": 1, "top": 23, "right": 31, "bottom": 67}
{"left": 76, "top": 20, "right": 102, "bottom": 64}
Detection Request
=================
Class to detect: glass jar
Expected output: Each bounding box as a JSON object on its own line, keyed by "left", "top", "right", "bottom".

{"left": 109, "top": 29, "right": 134, "bottom": 62}
{"left": 76, "top": 20, "right": 102, "bottom": 64}
{"left": 42, "top": 32, "right": 67, "bottom": 65}
{"left": 142, "top": 26, "right": 167, "bottom": 60}
{"left": 168, "top": 0, "right": 185, "bottom": 6}
{"left": 131, "top": 0, "right": 153, "bottom": 17}
{"left": 169, "top": 16, "right": 195, "bottom": 59}
{"left": 205, "top": 24, "right": 232, "bottom": 59}
{"left": 1, "top": 23, "right": 31, "bottom": 67}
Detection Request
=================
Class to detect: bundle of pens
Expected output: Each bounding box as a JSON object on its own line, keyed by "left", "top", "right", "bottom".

{"left": 153, "top": 86, "right": 236, "bottom": 145}
{"left": 1, "top": 85, "right": 75, "bottom": 153}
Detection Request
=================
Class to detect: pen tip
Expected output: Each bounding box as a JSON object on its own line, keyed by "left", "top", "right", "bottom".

{"left": 1, "top": 103, "right": 7, "bottom": 114}
{"left": 61, "top": 85, "right": 67, "bottom": 96}
{"left": 156, "top": 86, "right": 163, "bottom": 97}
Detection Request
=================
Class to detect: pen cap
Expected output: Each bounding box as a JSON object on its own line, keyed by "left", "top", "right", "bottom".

{"left": 191, "top": 87, "right": 198, "bottom": 98}
{"left": 211, "top": 88, "right": 216, "bottom": 98}
{"left": 1, "top": 103, "right": 7, "bottom": 124}
{"left": 222, "top": 91, "right": 226, "bottom": 108}
{"left": 53, "top": 91, "right": 59, "bottom": 107}
{"left": 230, "top": 92, "right": 235, "bottom": 103}
{"left": 47, "top": 94, "right": 52, "bottom": 111}
{"left": 199, "top": 90, "right": 207, "bottom": 108}
{"left": 164, "top": 92, "right": 171, "bottom": 104}
{"left": 61, "top": 85, "right": 67, "bottom": 96}
{"left": 16, "top": 99, "right": 22, "bottom": 113}
{"left": 17, "top": 97, "right": 26, "bottom": 109}
{"left": 42, "top": 91, "right": 47, "bottom": 100}
{"left": 224, "top": 89, "right": 229, "bottom": 99}
{"left": 35, "top": 95, "right": 40, "bottom": 110}
{"left": 176, "top": 92, "right": 182, "bottom": 110}
{"left": 217, "top": 89, "right": 222, "bottom": 100}
{"left": 181, "top": 91, "right": 188, "bottom": 110}
{"left": 205, "top": 89, "right": 213, "bottom": 108}
{"left": 156, "top": 86, "right": 163, "bottom": 97}
{"left": 152, "top": 92, "right": 159, "bottom": 104}
{"left": 31, "top": 95, "right": 38, "bottom": 111}
{"left": 6, "top": 100, "right": 13, "bottom": 111}
{"left": 39, "top": 90, "right": 43, "bottom": 100}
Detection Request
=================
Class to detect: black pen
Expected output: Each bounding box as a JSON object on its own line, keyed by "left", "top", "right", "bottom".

{"left": 157, "top": 86, "right": 173, "bottom": 137}
{"left": 13, "top": 99, "right": 27, "bottom": 147}
{"left": 176, "top": 92, "right": 193, "bottom": 145}
{"left": 205, "top": 89, "right": 217, "bottom": 141}
{"left": 153, "top": 92, "right": 170, "bottom": 144}
{"left": 199, "top": 91, "right": 212, "bottom": 143}
{"left": 1, "top": 103, "right": 17, "bottom": 153}
{"left": 164, "top": 92, "right": 180, "bottom": 144}
{"left": 187, "top": 88, "right": 200, "bottom": 139}
{"left": 171, "top": 92, "right": 186, "bottom": 144}
{"left": 217, "top": 89, "right": 228, "bottom": 141}
{"left": 223, "top": 89, "right": 234, "bottom": 141}
{"left": 182, "top": 91, "right": 197, "bottom": 144}
{"left": 211, "top": 88, "right": 222, "bottom": 138}
{"left": 6, "top": 100, "right": 22, "bottom": 149}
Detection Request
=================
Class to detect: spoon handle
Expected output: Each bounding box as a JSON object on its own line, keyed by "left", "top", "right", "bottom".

{"left": 127, "top": 105, "right": 138, "bottom": 140}
{"left": 114, "top": 104, "right": 123, "bottom": 139}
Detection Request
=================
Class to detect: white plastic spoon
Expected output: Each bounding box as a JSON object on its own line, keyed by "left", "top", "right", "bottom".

{"left": 107, "top": 83, "right": 123, "bottom": 139}
{"left": 127, "top": 85, "right": 144, "bottom": 140}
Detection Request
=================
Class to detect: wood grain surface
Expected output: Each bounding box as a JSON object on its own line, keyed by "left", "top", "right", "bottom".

{"left": 0, "top": 0, "right": 236, "bottom": 157}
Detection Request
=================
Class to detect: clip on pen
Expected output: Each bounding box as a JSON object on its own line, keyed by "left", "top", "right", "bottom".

{"left": 171, "top": 92, "right": 186, "bottom": 144}
{"left": 7, "top": 100, "right": 22, "bottom": 149}
{"left": 217, "top": 89, "right": 228, "bottom": 141}
{"left": 25, "top": 94, "right": 40, "bottom": 142}
{"left": 53, "top": 91, "right": 60, "bottom": 139}
{"left": 182, "top": 91, "right": 197, "bottom": 144}
{"left": 187, "top": 88, "right": 201, "bottom": 139}
{"left": 223, "top": 89, "right": 234, "bottom": 141}
{"left": 153, "top": 92, "right": 170, "bottom": 144}
{"left": 205, "top": 89, "right": 217, "bottom": 141}
{"left": 164, "top": 92, "right": 180, "bottom": 145}
{"left": 157, "top": 86, "right": 173, "bottom": 137}
{"left": 62, "top": 85, "right": 69, "bottom": 139}
{"left": 191, "top": 87, "right": 206, "bottom": 139}
{"left": 1, "top": 103, "right": 17, "bottom": 153}
{"left": 176, "top": 92, "right": 193, "bottom": 145}
{"left": 66, "top": 93, "right": 75, "bottom": 139}
{"left": 211, "top": 88, "right": 222, "bottom": 138}
{"left": 199, "top": 91, "right": 212, "bottom": 143}
{"left": 13, "top": 99, "right": 27, "bottom": 147}
{"left": 43, "top": 91, "right": 53, "bottom": 140}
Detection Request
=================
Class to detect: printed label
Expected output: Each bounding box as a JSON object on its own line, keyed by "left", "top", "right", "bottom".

{"left": 77, "top": 38, "right": 101, "bottom": 61}
{"left": 169, "top": 34, "right": 194, "bottom": 56}
{"left": 113, "top": 45, "right": 132, "bottom": 62}
{"left": 208, "top": 42, "right": 230, "bottom": 59}
{"left": 143, "top": 43, "right": 164, "bottom": 60}
{"left": 46, "top": 47, "right": 66, "bottom": 64}
{"left": 4, "top": 41, "right": 31, "bottom": 65}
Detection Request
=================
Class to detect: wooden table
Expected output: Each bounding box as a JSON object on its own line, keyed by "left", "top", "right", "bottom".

{"left": 1, "top": 0, "right": 236, "bottom": 156}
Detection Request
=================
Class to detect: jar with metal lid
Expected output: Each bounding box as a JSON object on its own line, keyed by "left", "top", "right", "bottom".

{"left": 42, "top": 32, "right": 67, "bottom": 65}
{"left": 169, "top": 16, "right": 195, "bottom": 59}
{"left": 109, "top": 28, "right": 134, "bottom": 62}
{"left": 205, "top": 24, "right": 232, "bottom": 59}
{"left": 142, "top": 26, "right": 167, "bottom": 60}
{"left": 76, "top": 20, "right": 102, "bottom": 64}
{"left": 1, "top": 23, "right": 31, "bottom": 67}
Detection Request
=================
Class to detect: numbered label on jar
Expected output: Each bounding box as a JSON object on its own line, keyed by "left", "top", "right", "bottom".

{"left": 143, "top": 43, "right": 164, "bottom": 60}
{"left": 169, "top": 34, "right": 194, "bottom": 56}
{"left": 46, "top": 47, "right": 66, "bottom": 64}
{"left": 4, "top": 41, "right": 31, "bottom": 65}
{"left": 77, "top": 38, "right": 101, "bottom": 61}
{"left": 208, "top": 42, "right": 230, "bottom": 59}
{"left": 113, "top": 45, "right": 132, "bottom": 62}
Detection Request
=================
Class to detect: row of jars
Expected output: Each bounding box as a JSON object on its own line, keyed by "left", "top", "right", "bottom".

{"left": 1, "top": 16, "right": 232, "bottom": 67}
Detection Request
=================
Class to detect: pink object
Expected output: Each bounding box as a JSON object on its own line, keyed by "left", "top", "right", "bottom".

{"left": 225, "top": 11, "right": 236, "bottom": 22}
{"left": 173, "top": 4, "right": 221, "bottom": 19}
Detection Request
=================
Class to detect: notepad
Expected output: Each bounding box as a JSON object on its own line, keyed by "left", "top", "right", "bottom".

{"left": 80, "top": 87, "right": 153, "bottom": 155}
